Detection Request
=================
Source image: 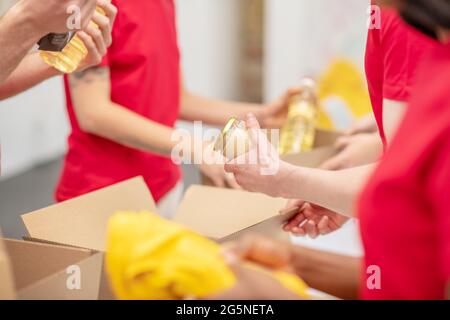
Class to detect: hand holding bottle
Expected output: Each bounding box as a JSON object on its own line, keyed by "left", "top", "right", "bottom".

{"left": 18, "top": 0, "right": 98, "bottom": 37}
{"left": 224, "top": 113, "right": 295, "bottom": 198}
{"left": 74, "top": 0, "right": 118, "bottom": 72}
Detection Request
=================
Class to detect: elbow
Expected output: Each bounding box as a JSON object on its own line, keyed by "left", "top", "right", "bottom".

{"left": 76, "top": 109, "right": 101, "bottom": 134}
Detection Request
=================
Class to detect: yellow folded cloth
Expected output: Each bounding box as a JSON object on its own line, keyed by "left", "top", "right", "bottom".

{"left": 106, "top": 211, "right": 309, "bottom": 300}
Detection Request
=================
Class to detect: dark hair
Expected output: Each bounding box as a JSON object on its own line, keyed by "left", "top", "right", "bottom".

{"left": 396, "top": 0, "right": 450, "bottom": 38}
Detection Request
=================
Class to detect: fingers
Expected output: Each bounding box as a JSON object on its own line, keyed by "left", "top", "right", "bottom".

{"left": 224, "top": 172, "right": 241, "bottom": 190}
{"left": 246, "top": 113, "right": 265, "bottom": 146}
{"left": 224, "top": 162, "right": 240, "bottom": 174}
{"left": 97, "top": 0, "right": 118, "bottom": 27}
{"left": 335, "top": 136, "right": 351, "bottom": 150}
{"left": 287, "top": 86, "right": 303, "bottom": 96}
{"left": 281, "top": 199, "right": 305, "bottom": 212}
{"left": 237, "top": 236, "right": 292, "bottom": 269}
{"left": 78, "top": 31, "right": 102, "bottom": 64}
{"left": 317, "top": 216, "right": 332, "bottom": 235}
{"left": 91, "top": 11, "right": 112, "bottom": 48}
{"left": 245, "top": 113, "right": 261, "bottom": 130}
{"left": 80, "top": 0, "right": 98, "bottom": 29}
{"left": 209, "top": 173, "right": 226, "bottom": 188}
{"left": 319, "top": 154, "right": 346, "bottom": 171}
{"left": 283, "top": 212, "right": 307, "bottom": 234}
{"left": 304, "top": 220, "right": 319, "bottom": 239}
{"left": 84, "top": 22, "right": 107, "bottom": 56}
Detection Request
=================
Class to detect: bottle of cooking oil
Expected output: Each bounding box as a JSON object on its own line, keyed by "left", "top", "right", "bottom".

{"left": 279, "top": 78, "right": 319, "bottom": 155}
{"left": 39, "top": 6, "right": 107, "bottom": 74}
{"left": 214, "top": 117, "right": 251, "bottom": 161}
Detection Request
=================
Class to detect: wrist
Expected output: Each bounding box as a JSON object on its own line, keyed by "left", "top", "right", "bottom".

{"left": 274, "top": 162, "right": 304, "bottom": 199}
{"left": 291, "top": 245, "right": 312, "bottom": 280}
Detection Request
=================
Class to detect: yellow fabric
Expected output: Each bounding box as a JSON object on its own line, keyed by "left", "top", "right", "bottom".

{"left": 106, "top": 212, "right": 309, "bottom": 300}
{"left": 317, "top": 59, "right": 373, "bottom": 129}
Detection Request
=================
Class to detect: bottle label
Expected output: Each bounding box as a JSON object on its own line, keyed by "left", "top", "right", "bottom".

{"left": 38, "top": 32, "right": 76, "bottom": 52}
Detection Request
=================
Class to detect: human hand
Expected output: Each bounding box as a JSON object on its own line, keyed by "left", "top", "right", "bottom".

{"left": 345, "top": 114, "right": 378, "bottom": 135}
{"left": 257, "top": 87, "right": 302, "bottom": 128}
{"left": 319, "top": 133, "right": 383, "bottom": 170}
{"left": 75, "top": 0, "right": 118, "bottom": 71}
{"left": 281, "top": 199, "right": 350, "bottom": 238}
{"left": 197, "top": 141, "right": 241, "bottom": 189}
{"left": 19, "top": 0, "right": 98, "bottom": 36}
{"left": 210, "top": 236, "right": 300, "bottom": 300}
{"left": 224, "top": 113, "right": 295, "bottom": 198}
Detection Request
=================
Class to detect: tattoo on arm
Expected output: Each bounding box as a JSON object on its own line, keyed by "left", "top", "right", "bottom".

{"left": 69, "top": 67, "right": 109, "bottom": 88}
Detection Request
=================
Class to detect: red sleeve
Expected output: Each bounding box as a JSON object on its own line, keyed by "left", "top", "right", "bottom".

{"left": 380, "top": 10, "right": 412, "bottom": 102}
{"left": 430, "top": 132, "right": 450, "bottom": 283}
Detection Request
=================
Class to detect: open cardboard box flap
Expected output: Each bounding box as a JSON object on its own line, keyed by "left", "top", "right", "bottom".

{"left": 0, "top": 237, "right": 103, "bottom": 300}
{"left": 22, "top": 176, "right": 157, "bottom": 252}
{"left": 18, "top": 178, "right": 295, "bottom": 299}
{"left": 22, "top": 176, "right": 292, "bottom": 249}
{"left": 0, "top": 231, "right": 16, "bottom": 300}
{"left": 174, "top": 186, "right": 288, "bottom": 241}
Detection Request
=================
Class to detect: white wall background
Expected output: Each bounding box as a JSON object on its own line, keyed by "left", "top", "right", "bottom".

{"left": 264, "top": 0, "right": 370, "bottom": 101}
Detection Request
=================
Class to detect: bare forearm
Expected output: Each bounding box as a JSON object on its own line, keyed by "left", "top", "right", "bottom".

{"left": 0, "top": 53, "right": 60, "bottom": 100}
{"left": 77, "top": 99, "right": 178, "bottom": 156}
{"left": 180, "top": 90, "right": 262, "bottom": 126}
{"left": 277, "top": 163, "right": 376, "bottom": 217}
{"left": 70, "top": 68, "right": 206, "bottom": 160}
{"left": 293, "top": 246, "right": 361, "bottom": 300}
{"left": 0, "top": 3, "right": 42, "bottom": 84}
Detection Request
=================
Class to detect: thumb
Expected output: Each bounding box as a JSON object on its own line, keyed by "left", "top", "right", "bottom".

{"left": 245, "top": 113, "right": 261, "bottom": 130}
{"left": 246, "top": 113, "right": 272, "bottom": 161}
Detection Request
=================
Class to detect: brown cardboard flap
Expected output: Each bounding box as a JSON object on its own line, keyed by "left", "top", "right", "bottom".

{"left": 0, "top": 233, "right": 16, "bottom": 300}
{"left": 18, "top": 252, "right": 103, "bottom": 300}
{"left": 280, "top": 129, "right": 340, "bottom": 168}
{"left": 314, "top": 129, "right": 341, "bottom": 148}
{"left": 21, "top": 177, "right": 156, "bottom": 252}
{"left": 4, "top": 239, "right": 92, "bottom": 290}
{"left": 3, "top": 238, "right": 102, "bottom": 300}
{"left": 218, "top": 209, "right": 297, "bottom": 243}
{"left": 174, "top": 186, "right": 286, "bottom": 240}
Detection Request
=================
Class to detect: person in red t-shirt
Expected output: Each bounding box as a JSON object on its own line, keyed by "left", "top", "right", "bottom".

{"left": 225, "top": 5, "right": 434, "bottom": 236}
{"left": 214, "top": 0, "right": 450, "bottom": 300}
{"left": 358, "top": 0, "right": 450, "bottom": 300}
{"left": 58, "top": 0, "right": 297, "bottom": 216}
{"left": 320, "top": 6, "right": 429, "bottom": 170}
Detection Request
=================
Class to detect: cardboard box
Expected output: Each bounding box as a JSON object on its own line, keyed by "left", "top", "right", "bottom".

{"left": 20, "top": 177, "right": 294, "bottom": 299}
{"left": 19, "top": 176, "right": 298, "bottom": 300}
{"left": 0, "top": 237, "right": 103, "bottom": 300}
{"left": 282, "top": 128, "right": 341, "bottom": 168}
{"left": 22, "top": 177, "right": 292, "bottom": 247}
{"left": 0, "top": 233, "right": 16, "bottom": 300}
{"left": 21, "top": 177, "right": 158, "bottom": 300}
{"left": 258, "top": 128, "right": 342, "bottom": 166}
{"left": 174, "top": 185, "right": 290, "bottom": 242}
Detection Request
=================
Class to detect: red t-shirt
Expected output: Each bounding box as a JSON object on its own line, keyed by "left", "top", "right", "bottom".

{"left": 57, "top": 0, "right": 181, "bottom": 202}
{"left": 359, "top": 41, "right": 450, "bottom": 300}
{"left": 365, "top": 8, "right": 431, "bottom": 144}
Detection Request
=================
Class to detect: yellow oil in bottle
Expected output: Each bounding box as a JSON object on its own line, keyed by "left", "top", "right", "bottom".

{"left": 39, "top": 7, "right": 106, "bottom": 74}
{"left": 279, "top": 78, "right": 318, "bottom": 155}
